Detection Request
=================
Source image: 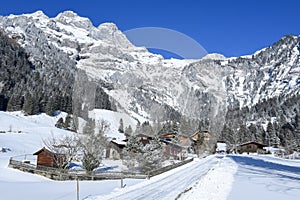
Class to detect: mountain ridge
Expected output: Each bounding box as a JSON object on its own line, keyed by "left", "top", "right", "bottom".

{"left": 0, "top": 11, "right": 299, "bottom": 149}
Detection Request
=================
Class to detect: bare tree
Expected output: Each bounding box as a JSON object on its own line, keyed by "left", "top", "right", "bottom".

{"left": 43, "top": 133, "right": 79, "bottom": 169}
{"left": 78, "top": 119, "right": 108, "bottom": 173}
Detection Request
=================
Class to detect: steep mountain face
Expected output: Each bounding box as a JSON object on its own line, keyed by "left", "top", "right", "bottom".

{"left": 0, "top": 11, "right": 299, "bottom": 147}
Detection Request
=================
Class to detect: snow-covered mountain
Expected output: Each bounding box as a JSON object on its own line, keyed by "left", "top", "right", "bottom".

{"left": 0, "top": 11, "right": 299, "bottom": 142}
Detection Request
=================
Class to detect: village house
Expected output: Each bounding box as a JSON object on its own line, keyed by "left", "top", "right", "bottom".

{"left": 159, "top": 133, "right": 175, "bottom": 142}
{"left": 136, "top": 134, "right": 154, "bottom": 145}
{"left": 106, "top": 139, "right": 126, "bottom": 159}
{"left": 190, "top": 130, "right": 212, "bottom": 154}
{"left": 161, "top": 140, "right": 188, "bottom": 160}
{"left": 191, "top": 130, "right": 211, "bottom": 142}
{"left": 238, "top": 141, "right": 267, "bottom": 154}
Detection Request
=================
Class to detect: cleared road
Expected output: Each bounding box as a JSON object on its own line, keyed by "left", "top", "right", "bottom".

{"left": 95, "top": 156, "right": 219, "bottom": 200}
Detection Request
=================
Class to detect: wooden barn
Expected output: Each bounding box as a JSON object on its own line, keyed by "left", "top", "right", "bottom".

{"left": 238, "top": 141, "right": 266, "bottom": 154}
{"left": 33, "top": 147, "right": 65, "bottom": 168}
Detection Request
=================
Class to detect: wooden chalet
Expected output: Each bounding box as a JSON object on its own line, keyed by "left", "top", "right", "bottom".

{"left": 191, "top": 130, "right": 211, "bottom": 142}
{"left": 106, "top": 140, "right": 126, "bottom": 159}
{"left": 33, "top": 147, "right": 65, "bottom": 168}
{"left": 179, "top": 134, "right": 188, "bottom": 143}
{"left": 238, "top": 141, "right": 267, "bottom": 154}
{"left": 136, "top": 134, "right": 153, "bottom": 145}
{"left": 161, "top": 140, "right": 188, "bottom": 160}
{"left": 190, "top": 131, "right": 212, "bottom": 154}
{"left": 159, "top": 133, "right": 175, "bottom": 142}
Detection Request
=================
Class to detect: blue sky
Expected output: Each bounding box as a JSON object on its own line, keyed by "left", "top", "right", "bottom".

{"left": 0, "top": 0, "right": 299, "bottom": 58}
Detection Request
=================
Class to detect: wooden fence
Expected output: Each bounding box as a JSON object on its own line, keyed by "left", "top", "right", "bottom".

{"left": 9, "top": 157, "right": 193, "bottom": 181}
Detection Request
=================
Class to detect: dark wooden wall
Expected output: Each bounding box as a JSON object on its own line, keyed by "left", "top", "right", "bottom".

{"left": 37, "top": 151, "right": 54, "bottom": 167}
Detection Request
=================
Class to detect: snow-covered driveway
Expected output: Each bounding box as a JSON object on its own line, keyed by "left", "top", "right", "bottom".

{"left": 90, "top": 156, "right": 219, "bottom": 200}
{"left": 228, "top": 155, "right": 300, "bottom": 200}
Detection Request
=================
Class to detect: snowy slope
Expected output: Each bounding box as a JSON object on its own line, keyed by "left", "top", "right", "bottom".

{"left": 88, "top": 109, "right": 141, "bottom": 141}
{"left": 0, "top": 111, "right": 72, "bottom": 155}
{"left": 0, "top": 111, "right": 142, "bottom": 200}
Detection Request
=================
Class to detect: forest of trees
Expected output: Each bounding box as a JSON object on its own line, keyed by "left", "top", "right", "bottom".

{"left": 0, "top": 30, "right": 75, "bottom": 115}
{"left": 221, "top": 94, "right": 300, "bottom": 152}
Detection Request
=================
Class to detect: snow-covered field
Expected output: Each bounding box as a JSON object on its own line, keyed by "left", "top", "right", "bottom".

{"left": 0, "top": 111, "right": 143, "bottom": 199}
{"left": 1, "top": 111, "right": 300, "bottom": 200}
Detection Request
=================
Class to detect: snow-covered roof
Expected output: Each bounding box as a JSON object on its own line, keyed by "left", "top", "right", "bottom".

{"left": 111, "top": 139, "right": 126, "bottom": 146}
{"left": 216, "top": 143, "right": 227, "bottom": 151}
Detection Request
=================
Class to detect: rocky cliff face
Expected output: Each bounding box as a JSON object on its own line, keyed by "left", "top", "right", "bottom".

{"left": 0, "top": 11, "right": 299, "bottom": 146}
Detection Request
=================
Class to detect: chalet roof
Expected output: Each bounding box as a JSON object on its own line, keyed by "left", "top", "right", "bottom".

{"left": 135, "top": 133, "right": 154, "bottom": 138}
{"left": 216, "top": 143, "right": 227, "bottom": 151}
{"left": 161, "top": 140, "right": 188, "bottom": 149}
{"left": 178, "top": 134, "right": 189, "bottom": 138}
{"left": 239, "top": 141, "right": 267, "bottom": 147}
{"left": 190, "top": 130, "right": 210, "bottom": 137}
{"left": 111, "top": 139, "right": 126, "bottom": 147}
{"left": 33, "top": 147, "right": 54, "bottom": 155}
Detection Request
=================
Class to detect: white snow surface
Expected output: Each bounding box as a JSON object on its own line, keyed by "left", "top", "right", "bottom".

{"left": 88, "top": 109, "right": 138, "bottom": 141}
{"left": 228, "top": 155, "right": 300, "bottom": 200}
{"left": 0, "top": 111, "right": 142, "bottom": 200}
{"left": 180, "top": 156, "right": 237, "bottom": 200}
{"left": 89, "top": 156, "right": 219, "bottom": 200}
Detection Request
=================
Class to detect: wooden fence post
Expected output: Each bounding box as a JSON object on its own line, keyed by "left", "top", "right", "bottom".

{"left": 76, "top": 176, "right": 79, "bottom": 200}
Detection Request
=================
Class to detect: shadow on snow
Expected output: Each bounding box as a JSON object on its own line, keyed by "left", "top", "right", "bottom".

{"left": 228, "top": 155, "right": 300, "bottom": 181}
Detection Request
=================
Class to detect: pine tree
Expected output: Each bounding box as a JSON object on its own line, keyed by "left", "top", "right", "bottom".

{"left": 23, "top": 94, "right": 34, "bottom": 115}
{"left": 125, "top": 125, "right": 133, "bottom": 137}
{"left": 267, "top": 122, "right": 279, "bottom": 147}
{"left": 140, "top": 121, "right": 154, "bottom": 135}
{"left": 79, "top": 119, "right": 107, "bottom": 172}
{"left": 83, "top": 119, "right": 95, "bottom": 135}
{"left": 64, "top": 114, "right": 72, "bottom": 129}
{"left": 55, "top": 117, "right": 64, "bottom": 129}
{"left": 122, "top": 136, "right": 143, "bottom": 172}
{"left": 135, "top": 121, "right": 141, "bottom": 135}
{"left": 118, "top": 118, "right": 124, "bottom": 133}
{"left": 138, "top": 137, "right": 163, "bottom": 173}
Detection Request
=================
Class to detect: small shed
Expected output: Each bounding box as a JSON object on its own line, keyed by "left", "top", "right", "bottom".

{"left": 33, "top": 147, "right": 65, "bottom": 168}
{"left": 239, "top": 141, "right": 266, "bottom": 154}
